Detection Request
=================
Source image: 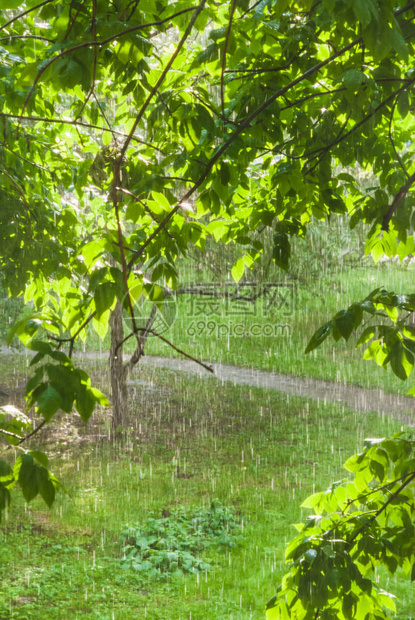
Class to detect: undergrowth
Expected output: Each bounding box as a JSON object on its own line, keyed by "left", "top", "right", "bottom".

{"left": 120, "top": 501, "right": 244, "bottom": 577}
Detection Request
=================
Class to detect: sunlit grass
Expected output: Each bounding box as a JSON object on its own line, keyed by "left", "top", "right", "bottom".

{"left": 137, "top": 262, "right": 415, "bottom": 396}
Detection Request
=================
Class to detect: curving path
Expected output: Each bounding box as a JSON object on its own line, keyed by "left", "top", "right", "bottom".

{"left": 1, "top": 346, "right": 414, "bottom": 424}
{"left": 138, "top": 355, "right": 415, "bottom": 425}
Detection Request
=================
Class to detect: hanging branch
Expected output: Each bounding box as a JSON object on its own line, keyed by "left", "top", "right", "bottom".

{"left": 114, "top": 327, "right": 214, "bottom": 374}
{"left": 220, "top": 0, "right": 237, "bottom": 118}
{"left": 111, "top": 0, "right": 207, "bottom": 356}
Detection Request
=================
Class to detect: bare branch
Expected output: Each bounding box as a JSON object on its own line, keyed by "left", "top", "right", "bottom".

{"left": 17, "top": 420, "right": 47, "bottom": 445}
{"left": 0, "top": 428, "right": 21, "bottom": 440}
{"left": 115, "top": 328, "right": 214, "bottom": 374}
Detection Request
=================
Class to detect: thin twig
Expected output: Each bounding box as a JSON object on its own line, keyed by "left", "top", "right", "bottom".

{"left": 221, "top": 0, "right": 237, "bottom": 118}
{"left": 0, "top": 113, "right": 164, "bottom": 152}
{"left": 115, "top": 328, "right": 214, "bottom": 374}
{"left": 0, "top": 428, "right": 21, "bottom": 440}
{"left": 0, "top": 34, "right": 53, "bottom": 43}
{"left": 382, "top": 171, "right": 415, "bottom": 231}
{"left": 17, "top": 420, "right": 46, "bottom": 445}
{"left": 0, "top": 0, "right": 54, "bottom": 32}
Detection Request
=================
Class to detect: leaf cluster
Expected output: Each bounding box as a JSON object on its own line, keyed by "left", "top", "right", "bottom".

{"left": 266, "top": 434, "right": 415, "bottom": 620}
{"left": 307, "top": 287, "right": 415, "bottom": 387}
{"left": 120, "top": 501, "right": 244, "bottom": 578}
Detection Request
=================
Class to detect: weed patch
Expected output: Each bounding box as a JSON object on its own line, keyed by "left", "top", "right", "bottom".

{"left": 120, "top": 501, "right": 243, "bottom": 577}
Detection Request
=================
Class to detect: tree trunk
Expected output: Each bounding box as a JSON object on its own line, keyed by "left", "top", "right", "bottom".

{"left": 109, "top": 301, "right": 129, "bottom": 434}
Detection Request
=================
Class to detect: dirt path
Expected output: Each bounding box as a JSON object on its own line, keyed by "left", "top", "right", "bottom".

{"left": 1, "top": 346, "right": 414, "bottom": 424}
{"left": 137, "top": 355, "right": 415, "bottom": 424}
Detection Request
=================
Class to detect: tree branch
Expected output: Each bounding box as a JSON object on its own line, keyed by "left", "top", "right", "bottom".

{"left": 115, "top": 328, "right": 214, "bottom": 374}
{"left": 127, "top": 33, "right": 364, "bottom": 269}
{"left": 0, "top": 0, "right": 54, "bottom": 32}
{"left": 221, "top": 0, "right": 237, "bottom": 118}
{"left": 0, "top": 113, "right": 165, "bottom": 152}
{"left": 382, "top": 171, "right": 415, "bottom": 231}
{"left": 20, "top": 6, "right": 200, "bottom": 116}
{"left": 17, "top": 420, "right": 47, "bottom": 445}
{"left": 0, "top": 428, "right": 22, "bottom": 440}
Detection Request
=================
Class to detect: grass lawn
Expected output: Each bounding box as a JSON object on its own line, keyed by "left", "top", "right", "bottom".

{"left": 0, "top": 357, "right": 413, "bottom": 619}
{"left": 118, "top": 261, "right": 415, "bottom": 397}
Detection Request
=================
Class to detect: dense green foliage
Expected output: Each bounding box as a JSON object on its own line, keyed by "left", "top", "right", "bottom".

{"left": 266, "top": 434, "right": 415, "bottom": 619}
{"left": 120, "top": 501, "right": 243, "bottom": 576}
{"left": 307, "top": 287, "right": 415, "bottom": 385}
{"left": 2, "top": 0, "right": 415, "bottom": 430}
{"left": 1, "top": 1, "right": 415, "bottom": 616}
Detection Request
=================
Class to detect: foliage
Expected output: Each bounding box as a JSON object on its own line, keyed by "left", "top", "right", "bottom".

{"left": 0, "top": 282, "right": 24, "bottom": 343}
{"left": 307, "top": 287, "right": 415, "bottom": 389}
{"left": 1, "top": 0, "right": 415, "bottom": 517}
{"left": 0, "top": 426, "right": 64, "bottom": 519}
{"left": 120, "top": 501, "right": 243, "bottom": 577}
{"left": 266, "top": 434, "right": 415, "bottom": 620}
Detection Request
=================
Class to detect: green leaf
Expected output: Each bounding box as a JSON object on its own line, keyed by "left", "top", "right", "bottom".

{"left": 35, "top": 384, "right": 63, "bottom": 421}
{"left": 398, "top": 91, "right": 410, "bottom": 118}
{"left": 89, "top": 387, "right": 109, "bottom": 406}
{"left": 356, "top": 326, "right": 376, "bottom": 347}
{"left": 335, "top": 309, "right": 355, "bottom": 341}
{"left": 17, "top": 454, "right": 39, "bottom": 503}
{"left": 231, "top": 257, "right": 245, "bottom": 283}
{"left": 1, "top": 0, "right": 24, "bottom": 8}
{"left": 36, "top": 467, "right": 55, "bottom": 507}
{"left": 273, "top": 233, "right": 291, "bottom": 271}
{"left": 75, "top": 385, "right": 96, "bottom": 423}
{"left": 28, "top": 450, "right": 49, "bottom": 468}
{"left": 94, "top": 282, "right": 116, "bottom": 319}
{"left": 0, "top": 459, "right": 12, "bottom": 478}
{"left": 304, "top": 548, "right": 318, "bottom": 564}
{"left": 305, "top": 321, "right": 333, "bottom": 353}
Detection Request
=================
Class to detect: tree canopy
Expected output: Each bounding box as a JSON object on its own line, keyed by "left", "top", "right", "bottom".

{"left": 1, "top": 1, "right": 415, "bottom": 616}
{"left": 1, "top": 0, "right": 415, "bottom": 407}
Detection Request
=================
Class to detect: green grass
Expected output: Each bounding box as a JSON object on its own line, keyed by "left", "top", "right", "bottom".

{"left": 1, "top": 358, "right": 413, "bottom": 619}
{"left": 132, "top": 261, "right": 415, "bottom": 397}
